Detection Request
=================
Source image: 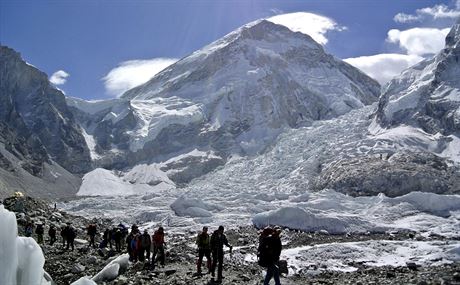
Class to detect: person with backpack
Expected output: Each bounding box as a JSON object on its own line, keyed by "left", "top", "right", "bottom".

{"left": 258, "top": 227, "right": 282, "bottom": 285}
{"left": 210, "top": 226, "right": 233, "bottom": 282}
{"left": 196, "top": 226, "right": 212, "bottom": 275}
{"left": 152, "top": 226, "right": 166, "bottom": 268}
{"left": 35, "top": 223, "right": 44, "bottom": 244}
{"left": 65, "top": 223, "right": 76, "bottom": 251}
{"left": 48, "top": 225, "right": 57, "bottom": 245}
{"left": 87, "top": 224, "right": 97, "bottom": 248}
{"left": 139, "top": 229, "right": 152, "bottom": 263}
{"left": 25, "top": 221, "right": 34, "bottom": 237}
{"left": 114, "top": 228, "right": 123, "bottom": 252}
{"left": 126, "top": 231, "right": 135, "bottom": 261}
{"left": 60, "top": 224, "right": 67, "bottom": 247}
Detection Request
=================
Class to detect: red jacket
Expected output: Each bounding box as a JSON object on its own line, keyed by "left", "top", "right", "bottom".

{"left": 152, "top": 231, "right": 165, "bottom": 246}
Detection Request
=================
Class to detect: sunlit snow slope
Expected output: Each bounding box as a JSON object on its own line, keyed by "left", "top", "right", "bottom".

{"left": 68, "top": 19, "right": 380, "bottom": 187}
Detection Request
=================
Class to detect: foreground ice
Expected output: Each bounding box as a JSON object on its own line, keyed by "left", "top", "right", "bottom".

{"left": 0, "top": 205, "right": 48, "bottom": 285}
{"left": 92, "top": 254, "right": 129, "bottom": 282}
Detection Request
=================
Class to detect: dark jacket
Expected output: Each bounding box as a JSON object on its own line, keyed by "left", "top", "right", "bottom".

{"left": 48, "top": 227, "right": 56, "bottom": 237}
{"left": 258, "top": 235, "right": 282, "bottom": 267}
{"left": 87, "top": 224, "right": 97, "bottom": 236}
{"left": 210, "top": 230, "right": 230, "bottom": 252}
{"left": 140, "top": 232, "right": 152, "bottom": 248}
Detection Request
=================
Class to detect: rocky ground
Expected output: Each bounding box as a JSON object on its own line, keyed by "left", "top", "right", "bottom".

{"left": 2, "top": 195, "right": 459, "bottom": 285}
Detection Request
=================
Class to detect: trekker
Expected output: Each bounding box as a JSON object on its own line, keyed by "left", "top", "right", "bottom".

{"left": 60, "top": 224, "right": 67, "bottom": 247}
{"left": 210, "top": 225, "right": 233, "bottom": 282}
{"left": 25, "top": 222, "right": 33, "bottom": 237}
{"left": 126, "top": 231, "right": 135, "bottom": 261}
{"left": 48, "top": 225, "right": 57, "bottom": 245}
{"left": 87, "top": 224, "right": 97, "bottom": 248}
{"left": 65, "top": 223, "right": 76, "bottom": 251}
{"left": 139, "top": 229, "right": 152, "bottom": 263}
{"left": 114, "top": 228, "right": 122, "bottom": 252}
{"left": 258, "top": 227, "right": 282, "bottom": 285}
{"left": 103, "top": 229, "right": 110, "bottom": 244}
{"left": 152, "top": 226, "right": 166, "bottom": 268}
{"left": 35, "top": 223, "right": 44, "bottom": 244}
{"left": 196, "top": 226, "right": 211, "bottom": 275}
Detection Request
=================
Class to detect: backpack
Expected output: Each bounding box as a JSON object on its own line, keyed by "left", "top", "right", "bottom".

{"left": 68, "top": 227, "right": 76, "bottom": 239}
{"left": 36, "top": 225, "right": 44, "bottom": 235}
{"left": 257, "top": 236, "right": 273, "bottom": 267}
{"left": 141, "top": 234, "right": 151, "bottom": 248}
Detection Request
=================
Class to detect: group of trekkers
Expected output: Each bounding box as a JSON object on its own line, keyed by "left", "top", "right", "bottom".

{"left": 125, "top": 224, "right": 166, "bottom": 268}
{"left": 28, "top": 220, "right": 284, "bottom": 284}
{"left": 196, "top": 225, "right": 233, "bottom": 282}
{"left": 25, "top": 221, "right": 77, "bottom": 250}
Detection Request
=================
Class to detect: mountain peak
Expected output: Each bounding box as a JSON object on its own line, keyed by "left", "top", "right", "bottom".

{"left": 446, "top": 17, "right": 460, "bottom": 48}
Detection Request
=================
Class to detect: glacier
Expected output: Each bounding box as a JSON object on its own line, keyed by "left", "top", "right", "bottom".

{"left": 61, "top": 105, "right": 460, "bottom": 240}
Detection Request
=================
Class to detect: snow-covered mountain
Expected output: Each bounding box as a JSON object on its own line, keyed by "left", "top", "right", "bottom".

{"left": 63, "top": 21, "right": 460, "bottom": 247}
{"left": 0, "top": 46, "right": 87, "bottom": 198}
{"left": 68, "top": 20, "right": 380, "bottom": 185}
{"left": 314, "top": 19, "right": 460, "bottom": 197}
{"left": 375, "top": 18, "right": 460, "bottom": 137}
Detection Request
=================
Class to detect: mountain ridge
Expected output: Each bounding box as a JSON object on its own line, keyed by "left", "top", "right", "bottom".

{"left": 69, "top": 20, "right": 380, "bottom": 182}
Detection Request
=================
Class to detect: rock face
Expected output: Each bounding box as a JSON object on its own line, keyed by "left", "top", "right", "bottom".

{"left": 313, "top": 152, "right": 460, "bottom": 197}
{"left": 0, "top": 46, "right": 92, "bottom": 175}
{"left": 375, "top": 18, "right": 460, "bottom": 136}
{"left": 68, "top": 20, "right": 380, "bottom": 173}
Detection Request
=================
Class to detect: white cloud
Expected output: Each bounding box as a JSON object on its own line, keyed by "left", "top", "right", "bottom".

{"left": 102, "top": 58, "right": 178, "bottom": 97}
{"left": 387, "top": 27, "right": 450, "bottom": 56}
{"left": 394, "top": 4, "right": 460, "bottom": 23}
{"left": 267, "top": 12, "right": 345, "bottom": 45}
{"left": 344, "top": 54, "right": 424, "bottom": 85}
{"left": 49, "top": 70, "right": 69, "bottom": 85}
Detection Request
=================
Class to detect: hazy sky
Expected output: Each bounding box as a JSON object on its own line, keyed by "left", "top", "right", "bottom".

{"left": 1, "top": 0, "right": 459, "bottom": 100}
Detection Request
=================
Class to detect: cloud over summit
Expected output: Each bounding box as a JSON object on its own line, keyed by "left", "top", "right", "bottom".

{"left": 103, "top": 58, "right": 178, "bottom": 97}
{"left": 267, "top": 12, "right": 345, "bottom": 45}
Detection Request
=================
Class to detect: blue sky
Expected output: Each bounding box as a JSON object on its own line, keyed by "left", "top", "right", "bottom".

{"left": 1, "top": 0, "right": 459, "bottom": 100}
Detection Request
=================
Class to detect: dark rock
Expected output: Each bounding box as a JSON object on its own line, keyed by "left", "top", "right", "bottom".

{"left": 386, "top": 270, "right": 396, "bottom": 278}
{"left": 406, "top": 262, "right": 418, "bottom": 271}
{"left": 164, "top": 269, "right": 177, "bottom": 276}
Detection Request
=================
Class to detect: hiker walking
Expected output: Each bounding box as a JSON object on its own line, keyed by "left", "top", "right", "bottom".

{"left": 139, "top": 229, "right": 152, "bottom": 263}
{"left": 210, "top": 225, "right": 233, "bottom": 282}
{"left": 65, "top": 223, "right": 76, "bottom": 251}
{"left": 126, "top": 231, "right": 135, "bottom": 261}
{"left": 114, "top": 228, "right": 123, "bottom": 252}
{"left": 258, "top": 227, "right": 282, "bottom": 285}
{"left": 87, "top": 223, "right": 97, "bottom": 248}
{"left": 25, "top": 221, "right": 34, "bottom": 237}
{"left": 152, "top": 226, "right": 166, "bottom": 268}
{"left": 35, "top": 223, "right": 44, "bottom": 244}
{"left": 196, "top": 226, "right": 212, "bottom": 275}
{"left": 60, "top": 224, "right": 67, "bottom": 247}
{"left": 48, "top": 225, "right": 57, "bottom": 245}
{"left": 127, "top": 224, "right": 141, "bottom": 262}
